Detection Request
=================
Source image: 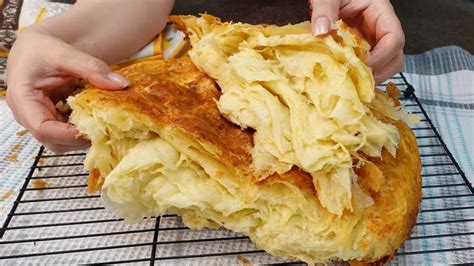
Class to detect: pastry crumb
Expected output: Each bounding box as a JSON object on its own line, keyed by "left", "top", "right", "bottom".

{"left": 1, "top": 191, "right": 14, "bottom": 200}
{"left": 10, "top": 144, "right": 21, "bottom": 151}
{"left": 55, "top": 100, "right": 71, "bottom": 113}
{"left": 6, "top": 154, "right": 18, "bottom": 162}
{"left": 237, "top": 255, "right": 251, "bottom": 266}
{"left": 37, "top": 159, "right": 46, "bottom": 171}
{"left": 16, "top": 130, "right": 28, "bottom": 136}
{"left": 407, "top": 113, "right": 421, "bottom": 125}
{"left": 75, "top": 132, "right": 87, "bottom": 140}
{"left": 32, "top": 179, "right": 47, "bottom": 189}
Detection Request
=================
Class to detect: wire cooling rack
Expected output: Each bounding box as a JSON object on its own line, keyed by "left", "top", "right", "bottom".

{"left": 0, "top": 73, "right": 473, "bottom": 265}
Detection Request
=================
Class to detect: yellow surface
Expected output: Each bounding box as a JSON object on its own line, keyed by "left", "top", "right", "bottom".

{"left": 35, "top": 7, "right": 46, "bottom": 22}
{"left": 152, "top": 33, "right": 163, "bottom": 55}
{"left": 173, "top": 15, "right": 406, "bottom": 216}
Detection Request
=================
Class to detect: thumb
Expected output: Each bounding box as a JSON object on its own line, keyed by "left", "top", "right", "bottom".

{"left": 310, "top": 0, "right": 342, "bottom": 36}
{"left": 54, "top": 44, "right": 129, "bottom": 90}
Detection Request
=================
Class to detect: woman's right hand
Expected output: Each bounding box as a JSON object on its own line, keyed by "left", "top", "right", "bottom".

{"left": 309, "top": 0, "right": 405, "bottom": 83}
{"left": 6, "top": 29, "right": 129, "bottom": 153}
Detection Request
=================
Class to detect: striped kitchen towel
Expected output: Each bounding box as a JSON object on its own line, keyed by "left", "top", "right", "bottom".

{"left": 404, "top": 46, "right": 473, "bottom": 184}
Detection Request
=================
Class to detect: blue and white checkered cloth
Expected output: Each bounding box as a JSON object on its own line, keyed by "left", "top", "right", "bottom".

{"left": 404, "top": 46, "right": 473, "bottom": 184}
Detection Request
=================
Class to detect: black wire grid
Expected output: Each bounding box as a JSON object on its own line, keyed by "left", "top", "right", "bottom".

{"left": 0, "top": 73, "right": 473, "bottom": 265}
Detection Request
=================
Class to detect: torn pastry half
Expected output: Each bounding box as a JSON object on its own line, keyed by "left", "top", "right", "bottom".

{"left": 67, "top": 16, "right": 421, "bottom": 265}
{"left": 170, "top": 15, "right": 414, "bottom": 216}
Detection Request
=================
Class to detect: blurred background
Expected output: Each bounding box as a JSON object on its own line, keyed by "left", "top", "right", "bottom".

{"left": 172, "top": 0, "right": 474, "bottom": 54}
{"left": 20, "top": 0, "right": 474, "bottom": 54}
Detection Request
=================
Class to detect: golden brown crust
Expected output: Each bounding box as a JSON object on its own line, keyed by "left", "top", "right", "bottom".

{"left": 169, "top": 15, "right": 194, "bottom": 36}
{"left": 386, "top": 83, "right": 402, "bottom": 106}
{"left": 352, "top": 89, "right": 421, "bottom": 263}
{"left": 88, "top": 168, "right": 102, "bottom": 193}
{"left": 360, "top": 120, "right": 421, "bottom": 263}
{"left": 81, "top": 57, "right": 254, "bottom": 171}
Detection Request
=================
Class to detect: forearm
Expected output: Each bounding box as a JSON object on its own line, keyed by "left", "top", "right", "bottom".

{"left": 30, "top": 0, "right": 175, "bottom": 63}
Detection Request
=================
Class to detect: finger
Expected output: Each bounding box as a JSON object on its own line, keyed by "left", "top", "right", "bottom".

{"left": 339, "top": 1, "right": 383, "bottom": 49}
{"left": 373, "top": 52, "right": 404, "bottom": 84}
{"left": 365, "top": 3, "right": 404, "bottom": 70}
{"left": 340, "top": 0, "right": 370, "bottom": 19}
{"left": 44, "top": 141, "right": 91, "bottom": 154}
{"left": 50, "top": 43, "right": 129, "bottom": 89}
{"left": 34, "top": 76, "right": 74, "bottom": 91}
{"left": 367, "top": 31, "right": 404, "bottom": 71}
{"left": 46, "top": 78, "right": 79, "bottom": 104}
{"left": 9, "top": 87, "right": 88, "bottom": 146}
{"left": 310, "top": 0, "right": 342, "bottom": 36}
{"left": 37, "top": 120, "right": 90, "bottom": 146}
{"left": 5, "top": 89, "right": 24, "bottom": 127}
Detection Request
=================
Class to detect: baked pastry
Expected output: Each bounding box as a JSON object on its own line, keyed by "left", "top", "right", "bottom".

{"left": 68, "top": 15, "right": 421, "bottom": 265}
{"left": 171, "top": 15, "right": 406, "bottom": 216}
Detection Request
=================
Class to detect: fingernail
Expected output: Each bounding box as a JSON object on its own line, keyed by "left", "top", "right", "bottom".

{"left": 107, "top": 72, "right": 129, "bottom": 88}
{"left": 313, "top": 17, "right": 330, "bottom": 36}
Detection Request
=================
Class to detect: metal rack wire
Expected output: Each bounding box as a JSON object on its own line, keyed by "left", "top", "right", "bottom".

{"left": 0, "top": 73, "right": 473, "bottom": 265}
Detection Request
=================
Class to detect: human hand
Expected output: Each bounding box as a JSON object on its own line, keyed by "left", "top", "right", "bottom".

{"left": 6, "top": 29, "right": 129, "bottom": 153}
{"left": 309, "top": 0, "right": 405, "bottom": 83}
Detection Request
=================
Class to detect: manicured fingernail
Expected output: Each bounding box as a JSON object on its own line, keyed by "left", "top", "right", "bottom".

{"left": 107, "top": 72, "right": 129, "bottom": 88}
{"left": 313, "top": 17, "right": 330, "bottom": 36}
